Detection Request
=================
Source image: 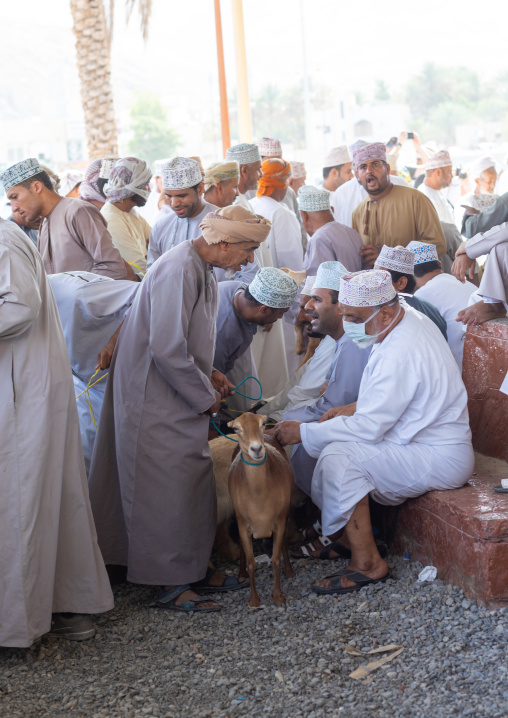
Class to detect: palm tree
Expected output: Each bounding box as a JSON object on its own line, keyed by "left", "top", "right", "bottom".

{"left": 70, "top": 0, "right": 152, "bottom": 159}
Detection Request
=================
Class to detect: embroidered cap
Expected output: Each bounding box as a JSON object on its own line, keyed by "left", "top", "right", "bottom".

{"left": 0, "top": 157, "right": 44, "bottom": 190}
{"left": 226, "top": 143, "right": 261, "bottom": 166}
{"left": 99, "top": 157, "right": 120, "bottom": 180}
{"left": 290, "top": 161, "right": 306, "bottom": 180}
{"left": 374, "top": 245, "right": 414, "bottom": 275}
{"left": 323, "top": 145, "right": 350, "bottom": 168}
{"left": 406, "top": 241, "right": 439, "bottom": 265}
{"left": 462, "top": 193, "right": 499, "bottom": 212}
{"left": 298, "top": 185, "right": 330, "bottom": 212}
{"left": 314, "top": 261, "right": 348, "bottom": 292}
{"left": 162, "top": 157, "right": 203, "bottom": 190}
{"left": 256, "top": 137, "right": 282, "bottom": 158}
{"left": 425, "top": 150, "right": 452, "bottom": 171}
{"left": 302, "top": 275, "right": 316, "bottom": 296}
{"left": 340, "top": 270, "right": 396, "bottom": 307}
{"left": 352, "top": 142, "right": 386, "bottom": 169}
{"left": 249, "top": 267, "right": 298, "bottom": 309}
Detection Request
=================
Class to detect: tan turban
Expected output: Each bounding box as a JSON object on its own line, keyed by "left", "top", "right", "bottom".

{"left": 257, "top": 158, "right": 291, "bottom": 197}
{"left": 199, "top": 205, "right": 271, "bottom": 245}
{"left": 203, "top": 161, "right": 239, "bottom": 191}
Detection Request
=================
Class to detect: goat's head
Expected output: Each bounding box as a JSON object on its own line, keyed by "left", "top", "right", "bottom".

{"left": 227, "top": 413, "right": 267, "bottom": 462}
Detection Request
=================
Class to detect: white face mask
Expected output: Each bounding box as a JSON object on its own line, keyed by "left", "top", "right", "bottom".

{"left": 343, "top": 304, "right": 401, "bottom": 347}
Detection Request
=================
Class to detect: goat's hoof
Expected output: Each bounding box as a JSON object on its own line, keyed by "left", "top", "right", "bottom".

{"left": 273, "top": 594, "right": 285, "bottom": 606}
{"left": 284, "top": 569, "right": 296, "bottom": 579}
{"left": 248, "top": 597, "right": 261, "bottom": 608}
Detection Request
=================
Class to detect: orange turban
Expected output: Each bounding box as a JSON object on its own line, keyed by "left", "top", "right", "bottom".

{"left": 257, "top": 158, "right": 291, "bottom": 197}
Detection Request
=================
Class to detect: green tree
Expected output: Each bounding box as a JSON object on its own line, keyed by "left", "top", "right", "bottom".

{"left": 128, "top": 93, "right": 180, "bottom": 165}
{"left": 374, "top": 79, "right": 390, "bottom": 103}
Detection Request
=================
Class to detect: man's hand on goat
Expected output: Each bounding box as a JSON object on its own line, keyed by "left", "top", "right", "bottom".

{"left": 273, "top": 421, "right": 302, "bottom": 446}
{"left": 211, "top": 370, "right": 236, "bottom": 399}
{"left": 318, "top": 402, "right": 357, "bottom": 423}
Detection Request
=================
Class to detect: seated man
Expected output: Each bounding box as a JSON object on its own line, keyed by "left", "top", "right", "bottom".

{"left": 214, "top": 267, "right": 298, "bottom": 376}
{"left": 453, "top": 222, "right": 508, "bottom": 325}
{"left": 274, "top": 270, "right": 474, "bottom": 595}
{"left": 300, "top": 186, "right": 363, "bottom": 275}
{"left": 48, "top": 271, "right": 139, "bottom": 475}
{"left": 374, "top": 245, "right": 447, "bottom": 338}
{"left": 258, "top": 274, "right": 336, "bottom": 422}
{"left": 286, "top": 262, "right": 370, "bottom": 512}
{"left": 409, "top": 241, "right": 476, "bottom": 370}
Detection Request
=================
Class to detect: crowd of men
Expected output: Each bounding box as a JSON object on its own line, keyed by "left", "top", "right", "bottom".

{"left": 1, "top": 133, "right": 507, "bottom": 647}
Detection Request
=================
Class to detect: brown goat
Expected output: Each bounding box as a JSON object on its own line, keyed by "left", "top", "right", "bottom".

{"left": 227, "top": 413, "right": 295, "bottom": 607}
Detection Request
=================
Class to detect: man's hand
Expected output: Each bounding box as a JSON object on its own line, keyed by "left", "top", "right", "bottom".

{"left": 360, "top": 245, "right": 380, "bottom": 269}
{"left": 318, "top": 402, "right": 357, "bottom": 423}
{"left": 211, "top": 370, "right": 236, "bottom": 400}
{"left": 96, "top": 324, "right": 123, "bottom": 370}
{"left": 273, "top": 421, "right": 302, "bottom": 446}
{"left": 207, "top": 395, "right": 222, "bottom": 415}
{"left": 452, "top": 252, "right": 475, "bottom": 283}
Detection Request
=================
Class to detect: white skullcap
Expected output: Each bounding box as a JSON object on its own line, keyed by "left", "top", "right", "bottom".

{"left": 249, "top": 267, "right": 298, "bottom": 308}
{"left": 302, "top": 275, "right": 316, "bottom": 296}
{"left": 340, "top": 270, "right": 396, "bottom": 307}
{"left": 314, "top": 261, "right": 348, "bottom": 292}
{"left": 425, "top": 150, "right": 452, "bottom": 171}
{"left": 153, "top": 158, "right": 171, "bottom": 177}
{"left": 226, "top": 143, "right": 260, "bottom": 165}
{"left": 323, "top": 145, "right": 350, "bottom": 168}
{"left": 375, "top": 245, "right": 414, "bottom": 275}
{"left": 256, "top": 137, "right": 282, "bottom": 158}
{"left": 59, "top": 170, "right": 84, "bottom": 196}
{"left": 298, "top": 185, "right": 330, "bottom": 212}
{"left": 461, "top": 193, "right": 499, "bottom": 212}
{"left": 291, "top": 161, "right": 306, "bottom": 180}
{"left": 162, "top": 157, "right": 203, "bottom": 190}
{"left": 470, "top": 156, "right": 497, "bottom": 180}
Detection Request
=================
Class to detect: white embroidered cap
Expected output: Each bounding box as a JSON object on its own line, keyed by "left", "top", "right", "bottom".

{"left": 291, "top": 161, "right": 306, "bottom": 180}
{"left": 99, "top": 157, "right": 120, "bottom": 180}
{"left": 323, "top": 145, "right": 350, "bottom": 168}
{"left": 0, "top": 157, "right": 44, "bottom": 190}
{"left": 226, "top": 143, "right": 261, "bottom": 165}
{"left": 425, "top": 150, "right": 452, "bottom": 171}
{"left": 406, "top": 241, "right": 439, "bottom": 264}
{"left": 352, "top": 142, "right": 386, "bottom": 169}
{"left": 340, "top": 270, "right": 396, "bottom": 307}
{"left": 256, "top": 137, "right": 282, "bottom": 158}
{"left": 314, "top": 261, "right": 348, "bottom": 292}
{"left": 461, "top": 193, "right": 499, "bottom": 212}
{"left": 375, "top": 245, "right": 415, "bottom": 275}
{"left": 298, "top": 185, "right": 330, "bottom": 212}
{"left": 162, "top": 157, "right": 203, "bottom": 190}
{"left": 302, "top": 275, "right": 316, "bottom": 296}
{"left": 249, "top": 267, "right": 298, "bottom": 308}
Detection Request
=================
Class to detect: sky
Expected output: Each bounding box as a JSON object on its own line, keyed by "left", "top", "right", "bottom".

{"left": 1, "top": 0, "right": 508, "bottom": 165}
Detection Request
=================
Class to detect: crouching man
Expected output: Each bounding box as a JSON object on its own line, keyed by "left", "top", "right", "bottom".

{"left": 274, "top": 270, "right": 474, "bottom": 595}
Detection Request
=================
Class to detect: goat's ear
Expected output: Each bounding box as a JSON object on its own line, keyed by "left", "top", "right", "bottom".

{"left": 227, "top": 421, "right": 234, "bottom": 429}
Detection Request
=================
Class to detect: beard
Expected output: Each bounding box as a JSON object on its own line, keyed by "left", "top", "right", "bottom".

{"left": 224, "top": 268, "right": 237, "bottom": 279}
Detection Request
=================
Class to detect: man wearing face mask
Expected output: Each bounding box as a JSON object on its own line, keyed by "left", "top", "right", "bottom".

{"left": 274, "top": 269, "right": 473, "bottom": 596}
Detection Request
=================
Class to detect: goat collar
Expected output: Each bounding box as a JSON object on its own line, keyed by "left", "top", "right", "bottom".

{"left": 240, "top": 452, "right": 267, "bottom": 466}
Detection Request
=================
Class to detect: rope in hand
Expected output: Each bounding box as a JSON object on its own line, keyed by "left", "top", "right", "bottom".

{"left": 128, "top": 261, "right": 145, "bottom": 276}
{"left": 209, "top": 375, "right": 263, "bottom": 442}
{"left": 75, "top": 367, "right": 109, "bottom": 430}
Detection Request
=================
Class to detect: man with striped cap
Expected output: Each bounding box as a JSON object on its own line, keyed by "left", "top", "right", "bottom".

{"left": 274, "top": 268, "right": 473, "bottom": 595}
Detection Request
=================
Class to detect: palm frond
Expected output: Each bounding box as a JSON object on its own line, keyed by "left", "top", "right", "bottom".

{"left": 125, "top": 0, "right": 152, "bottom": 40}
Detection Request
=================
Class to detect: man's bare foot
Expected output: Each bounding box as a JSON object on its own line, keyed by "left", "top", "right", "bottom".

{"left": 457, "top": 300, "right": 507, "bottom": 326}
{"left": 163, "top": 586, "right": 218, "bottom": 609}
{"left": 314, "top": 556, "right": 389, "bottom": 590}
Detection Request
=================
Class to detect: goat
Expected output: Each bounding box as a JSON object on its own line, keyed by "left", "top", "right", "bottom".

{"left": 227, "top": 413, "right": 295, "bottom": 607}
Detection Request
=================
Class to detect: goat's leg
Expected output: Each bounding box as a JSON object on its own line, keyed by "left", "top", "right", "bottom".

{"left": 237, "top": 521, "right": 260, "bottom": 608}
{"left": 282, "top": 534, "right": 296, "bottom": 579}
{"left": 238, "top": 542, "right": 247, "bottom": 582}
{"left": 271, "top": 521, "right": 286, "bottom": 606}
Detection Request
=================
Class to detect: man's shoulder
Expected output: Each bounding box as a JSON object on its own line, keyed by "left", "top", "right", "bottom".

{"left": 60, "top": 197, "right": 101, "bottom": 218}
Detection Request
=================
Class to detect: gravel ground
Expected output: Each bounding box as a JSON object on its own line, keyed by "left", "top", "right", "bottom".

{"left": 1, "top": 553, "right": 508, "bottom": 718}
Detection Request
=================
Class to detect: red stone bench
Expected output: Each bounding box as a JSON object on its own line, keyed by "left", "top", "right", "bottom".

{"left": 390, "top": 319, "right": 508, "bottom": 608}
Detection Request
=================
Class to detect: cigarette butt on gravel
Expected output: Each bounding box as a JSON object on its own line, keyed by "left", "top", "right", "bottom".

{"left": 346, "top": 644, "right": 404, "bottom": 680}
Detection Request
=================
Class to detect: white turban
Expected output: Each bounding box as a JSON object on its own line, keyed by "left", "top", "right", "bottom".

{"left": 104, "top": 157, "right": 152, "bottom": 202}
{"left": 470, "top": 156, "right": 496, "bottom": 181}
